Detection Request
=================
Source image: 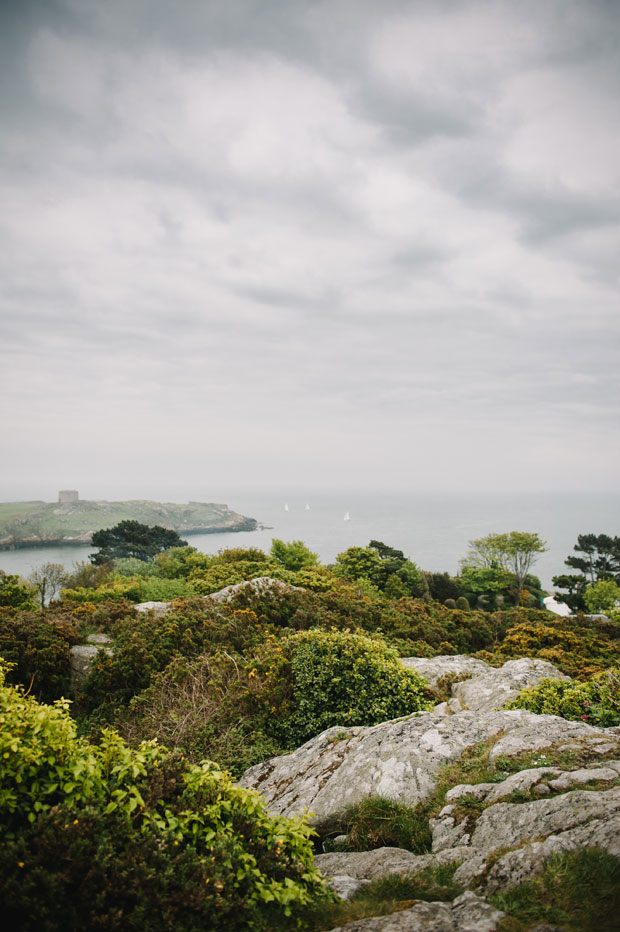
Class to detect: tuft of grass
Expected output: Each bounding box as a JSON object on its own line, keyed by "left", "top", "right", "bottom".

{"left": 329, "top": 796, "right": 432, "bottom": 854}
{"left": 301, "top": 863, "right": 462, "bottom": 931}
{"left": 490, "top": 849, "right": 620, "bottom": 932}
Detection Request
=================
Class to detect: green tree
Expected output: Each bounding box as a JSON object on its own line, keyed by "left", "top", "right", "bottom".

{"left": 551, "top": 573, "right": 588, "bottom": 612}
{"left": 89, "top": 521, "right": 188, "bottom": 565}
{"left": 270, "top": 539, "right": 319, "bottom": 572}
{"left": 462, "top": 532, "right": 547, "bottom": 606}
{"left": 333, "top": 546, "right": 385, "bottom": 588}
{"left": 28, "top": 563, "right": 67, "bottom": 609}
{"left": 0, "top": 571, "right": 36, "bottom": 610}
{"left": 584, "top": 580, "right": 620, "bottom": 618}
{"left": 564, "top": 533, "right": 620, "bottom": 584}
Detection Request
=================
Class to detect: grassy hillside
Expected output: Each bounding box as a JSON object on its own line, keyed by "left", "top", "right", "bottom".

{"left": 0, "top": 499, "right": 257, "bottom": 549}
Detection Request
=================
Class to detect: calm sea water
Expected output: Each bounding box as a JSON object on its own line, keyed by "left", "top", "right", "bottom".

{"left": 1, "top": 491, "right": 619, "bottom": 591}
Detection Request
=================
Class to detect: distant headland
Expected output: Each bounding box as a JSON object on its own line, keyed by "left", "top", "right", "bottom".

{"left": 0, "top": 492, "right": 258, "bottom": 550}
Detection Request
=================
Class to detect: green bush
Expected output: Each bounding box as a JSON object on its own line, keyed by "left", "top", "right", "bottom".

{"left": 505, "top": 667, "right": 620, "bottom": 727}
{"left": 0, "top": 608, "right": 75, "bottom": 702}
{"left": 79, "top": 602, "right": 268, "bottom": 717}
{"left": 0, "top": 665, "right": 331, "bottom": 930}
{"left": 256, "top": 629, "right": 430, "bottom": 747}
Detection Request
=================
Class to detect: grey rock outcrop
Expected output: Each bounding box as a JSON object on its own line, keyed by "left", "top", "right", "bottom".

{"left": 69, "top": 634, "right": 113, "bottom": 691}
{"left": 325, "top": 891, "right": 506, "bottom": 931}
{"left": 400, "top": 655, "right": 491, "bottom": 685}
{"left": 402, "top": 655, "right": 569, "bottom": 712}
{"left": 239, "top": 708, "right": 617, "bottom": 830}
{"left": 449, "top": 784, "right": 620, "bottom": 891}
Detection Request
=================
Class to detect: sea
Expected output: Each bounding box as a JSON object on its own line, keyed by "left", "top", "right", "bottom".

{"left": 1, "top": 491, "right": 619, "bottom": 592}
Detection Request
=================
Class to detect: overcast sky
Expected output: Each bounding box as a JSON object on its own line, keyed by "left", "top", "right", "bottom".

{"left": 1, "top": 0, "right": 619, "bottom": 501}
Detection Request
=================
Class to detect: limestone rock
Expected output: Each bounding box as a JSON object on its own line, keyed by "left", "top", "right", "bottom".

{"left": 324, "top": 874, "right": 370, "bottom": 900}
{"left": 451, "top": 658, "right": 570, "bottom": 712}
{"left": 547, "top": 764, "right": 620, "bottom": 791}
{"left": 451, "top": 786, "right": 620, "bottom": 889}
{"left": 325, "top": 892, "right": 505, "bottom": 931}
{"left": 315, "top": 848, "right": 435, "bottom": 883}
{"left": 70, "top": 640, "right": 113, "bottom": 691}
{"left": 134, "top": 600, "right": 172, "bottom": 615}
{"left": 239, "top": 709, "right": 617, "bottom": 831}
{"left": 400, "top": 656, "right": 491, "bottom": 686}
{"left": 206, "top": 576, "right": 304, "bottom": 603}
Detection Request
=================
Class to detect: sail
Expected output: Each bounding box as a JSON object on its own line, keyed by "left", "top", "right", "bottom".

{"left": 305, "top": 503, "right": 310, "bottom": 511}
{"left": 344, "top": 511, "right": 350, "bottom": 521}
{"left": 284, "top": 503, "right": 289, "bottom": 512}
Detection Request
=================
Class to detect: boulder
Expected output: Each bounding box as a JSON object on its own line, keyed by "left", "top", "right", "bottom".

{"left": 69, "top": 634, "right": 113, "bottom": 691}
{"left": 400, "top": 655, "right": 491, "bottom": 686}
{"left": 205, "top": 576, "right": 303, "bottom": 603}
{"left": 451, "top": 658, "right": 570, "bottom": 712}
{"left": 324, "top": 891, "right": 506, "bottom": 931}
{"left": 401, "top": 655, "right": 569, "bottom": 712}
{"left": 239, "top": 708, "right": 618, "bottom": 831}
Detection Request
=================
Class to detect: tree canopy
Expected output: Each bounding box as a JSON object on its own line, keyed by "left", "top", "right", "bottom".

{"left": 462, "top": 531, "right": 547, "bottom": 605}
{"left": 89, "top": 520, "right": 188, "bottom": 565}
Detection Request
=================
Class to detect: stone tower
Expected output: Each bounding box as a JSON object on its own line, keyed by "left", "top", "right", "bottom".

{"left": 58, "top": 490, "right": 79, "bottom": 504}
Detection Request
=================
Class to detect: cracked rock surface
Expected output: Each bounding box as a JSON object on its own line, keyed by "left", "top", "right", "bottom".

{"left": 239, "top": 707, "right": 617, "bottom": 830}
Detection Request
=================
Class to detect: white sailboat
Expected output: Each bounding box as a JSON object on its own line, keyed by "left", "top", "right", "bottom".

{"left": 284, "top": 503, "right": 289, "bottom": 512}
{"left": 305, "top": 503, "right": 310, "bottom": 511}
{"left": 343, "top": 511, "right": 350, "bottom": 521}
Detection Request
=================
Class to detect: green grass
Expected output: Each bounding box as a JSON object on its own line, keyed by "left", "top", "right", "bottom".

{"left": 491, "top": 849, "right": 620, "bottom": 931}
{"left": 302, "top": 863, "right": 462, "bottom": 931}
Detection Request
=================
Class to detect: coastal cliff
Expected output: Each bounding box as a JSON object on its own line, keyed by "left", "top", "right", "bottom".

{"left": 0, "top": 498, "right": 257, "bottom": 549}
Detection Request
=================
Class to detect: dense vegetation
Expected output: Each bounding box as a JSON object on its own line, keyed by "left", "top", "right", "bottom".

{"left": 1, "top": 527, "right": 619, "bottom": 928}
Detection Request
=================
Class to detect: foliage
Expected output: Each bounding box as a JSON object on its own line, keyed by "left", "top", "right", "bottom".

{"left": 504, "top": 667, "right": 620, "bottom": 727}
{"left": 552, "top": 572, "right": 588, "bottom": 612}
{"left": 90, "top": 521, "right": 188, "bottom": 566}
{"left": 461, "top": 531, "right": 547, "bottom": 605}
{"left": 0, "top": 571, "right": 36, "bottom": 610}
{"left": 423, "top": 571, "right": 462, "bottom": 603}
{"left": 490, "top": 849, "right": 620, "bottom": 932}
{"left": 271, "top": 539, "right": 319, "bottom": 571}
{"left": 28, "top": 563, "right": 67, "bottom": 609}
{"left": 118, "top": 652, "right": 283, "bottom": 778}
{"left": 79, "top": 601, "right": 269, "bottom": 716}
{"left": 328, "top": 796, "right": 432, "bottom": 854}
{"left": 254, "top": 628, "right": 431, "bottom": 747}
{"left": 0, "top": 666, "right": 331, "bottom": 929}
{"left": 0, "top": 608, "right": 75, "bottom": 702}
{"left": 62, "top": 575, "right": 195, "bottom": 604}
{"left": 583, "top": 579, "right": 620, "bottom": 619}
{"left": 62, "top": 560, "right": 114, "bottom": 590}
{"left": 154, "top": 546, "right": 212, "bottom": 578}
{"left": 333, "top": 541, "right": 429, "bottom": 599}
{"left": 496, "top": 612, "right": 620, "bottom": 677}
{"left": 563, "top": 533, "right": 620, "bottom": 583}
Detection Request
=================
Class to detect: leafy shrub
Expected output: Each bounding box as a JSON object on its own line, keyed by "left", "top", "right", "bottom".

{"left": 79, "top": 602, "right": 268, "bottom": 716}
{"left": 62, "top": 575, "right": 195, "bottom": 604}
{"left": 254, "top": 629, "right": 430, "bottom": 747}
{"left": 0, "top": 665, "right": 331, "bottom": 930}
{"left": 498, "top": 614, "right": 620, "bottom": 677}
{"left": 505, "top": 667, "right": 620, "bottom": 727}
{"left": 455, "top": 596, "right": 470, "bottom": 611}
{"left": 118, "top": 652, "right": 283, "bottom": 777}
{"left": 0, "top": 608, "right": 75, "bottom": 702}
{"left": 584, "top": 580, "right": 620, "bottom": 619}
{"left": 0, "top": 571, "right": 36, "bottom": 609}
